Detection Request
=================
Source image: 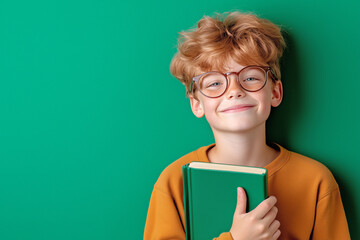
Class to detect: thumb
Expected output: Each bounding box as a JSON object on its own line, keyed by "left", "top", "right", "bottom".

{"left": 234, "top": 187, "right": 247, "bottom": 215}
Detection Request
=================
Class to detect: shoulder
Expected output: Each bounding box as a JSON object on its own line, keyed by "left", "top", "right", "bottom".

{"left": 287, "top": 149, "right": 335, "bottom": 181}
{"left": 154, "top": 144, "right": 213, "bottom": 195}
{"left": 280, "top": 145, "right": 339, "bottom": 197}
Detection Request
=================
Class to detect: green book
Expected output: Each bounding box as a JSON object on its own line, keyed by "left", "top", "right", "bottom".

{"left": 182, "top": 161, "right": 268, "bottom": 240}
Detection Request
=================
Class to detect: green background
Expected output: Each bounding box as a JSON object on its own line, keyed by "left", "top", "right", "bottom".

{"left": 0, "top": 0, "right": 359, "bottom": 239}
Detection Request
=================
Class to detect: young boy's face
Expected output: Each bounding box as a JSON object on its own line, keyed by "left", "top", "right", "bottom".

{"left": 189, "top": 59, "right": 283, "bottom": 134}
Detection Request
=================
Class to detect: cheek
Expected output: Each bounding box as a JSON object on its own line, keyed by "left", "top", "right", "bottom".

{"left": 201, "top": 100, "right": 220, "bottom": 121}
{"left": 257, "top": 91, "right": 273, "bottom": 112}
{"left": 201, "top": 98, "right": 217, "bottom": 112}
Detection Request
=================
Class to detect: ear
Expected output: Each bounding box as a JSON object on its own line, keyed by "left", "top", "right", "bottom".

{"left": 189, "top": 93, "right": 205, "bottom": 118}
{"left": 271, "top": 80, "right": 283, "bottom": 107}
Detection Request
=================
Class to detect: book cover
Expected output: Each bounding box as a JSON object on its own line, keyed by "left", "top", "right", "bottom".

{"left": 182, "top": 161, "right": 268, "bottom": 240}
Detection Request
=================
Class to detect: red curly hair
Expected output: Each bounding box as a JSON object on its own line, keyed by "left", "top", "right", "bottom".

{"left": 170, "top": 12, "right": 286, "bottom": 96}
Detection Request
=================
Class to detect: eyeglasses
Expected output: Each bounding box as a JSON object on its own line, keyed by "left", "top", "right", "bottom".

{"left": 191, "top": 65, "right": 277, "bottom": 98}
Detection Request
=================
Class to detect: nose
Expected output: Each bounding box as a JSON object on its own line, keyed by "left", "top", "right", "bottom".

{"left": 225, "top": 74, "right": 246, "bottom": 99}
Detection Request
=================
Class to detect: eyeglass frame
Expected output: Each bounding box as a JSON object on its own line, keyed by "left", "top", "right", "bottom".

{"left": 190, "top": 65, "right": 278, "bottom": 98}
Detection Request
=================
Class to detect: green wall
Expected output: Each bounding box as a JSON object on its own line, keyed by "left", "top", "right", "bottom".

{"left": 0, "top": 0, "right": 359, "bottom": 239}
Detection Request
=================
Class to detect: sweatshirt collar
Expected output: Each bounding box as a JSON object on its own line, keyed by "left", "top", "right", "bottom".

{"left": 195, "top": 143, "right": 290, "bottom": 178}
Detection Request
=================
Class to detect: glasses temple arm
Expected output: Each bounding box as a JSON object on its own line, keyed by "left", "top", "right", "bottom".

{"left": 270, "top": 68, "right": 278, "bottom": 80}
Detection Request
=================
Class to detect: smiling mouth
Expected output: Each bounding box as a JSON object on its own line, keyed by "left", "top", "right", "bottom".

{"left": 220, "top": 104, "right": 255, "bottom": 113}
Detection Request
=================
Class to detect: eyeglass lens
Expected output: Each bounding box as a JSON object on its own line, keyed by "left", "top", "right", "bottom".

{"left": 198, "top": 66, "right": 267, "bottom": 97}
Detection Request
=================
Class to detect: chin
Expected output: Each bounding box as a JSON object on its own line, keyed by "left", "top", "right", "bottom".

{"left": 211, "top": 120, "right": 266, "bottom": 134}
{"left": 213, "top": 125, "right": 260, "bottom": 134}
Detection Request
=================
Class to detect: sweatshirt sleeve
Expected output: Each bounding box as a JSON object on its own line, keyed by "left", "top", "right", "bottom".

{"left": 144, "top": 187, "right": 185, "bottom": 240}
{"left": 213, "top": 232, "right": 234, "bottom": 240}
{"left": 311, "top": 188, "right": 350, "bottom": 239}
{"left": 144, "top": 186, "right": 234, "bottom": 240}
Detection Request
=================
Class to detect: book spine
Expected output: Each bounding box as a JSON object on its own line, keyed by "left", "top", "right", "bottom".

{"left": 188, "top": 167, "right": 194, "bottom": 240}
{"left": 264, "top": 172, "right": 269, "bottom": 199}
{"left": 182, "top": 164, "right": 191, "bottom": 240}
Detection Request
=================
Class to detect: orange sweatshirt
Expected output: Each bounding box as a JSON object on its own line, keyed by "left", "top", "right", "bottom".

{"left": 144, "top": 144, "right": 350, "bottom": 239}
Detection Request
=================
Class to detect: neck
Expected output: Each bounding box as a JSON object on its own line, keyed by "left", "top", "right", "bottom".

{"left": 208, "top": 124, "right": 278, "bottom": 168}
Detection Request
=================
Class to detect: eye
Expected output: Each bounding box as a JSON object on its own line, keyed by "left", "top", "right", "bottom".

{"left": 200, "top": 72, "right": 226, "bottom": 90}
{"left": 244, "top": 77, "right": 258, "bottom": 81}
{"left": 207, "top": 82, "right": 222, "bottom": 88}
{"left": 241, "top": 76, "right": 263, "bottom": 85}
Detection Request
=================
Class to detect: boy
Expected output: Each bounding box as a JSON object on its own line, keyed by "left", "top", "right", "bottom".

{"left": 144, "top": 12, "right": 350, "bottom": 239}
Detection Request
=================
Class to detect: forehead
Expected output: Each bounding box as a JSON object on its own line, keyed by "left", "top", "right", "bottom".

{"left": 214, "top": 57, "right": 265, "bottom": 73}
{"left": 222, "top": 59, "right": 246, "bottom": 72}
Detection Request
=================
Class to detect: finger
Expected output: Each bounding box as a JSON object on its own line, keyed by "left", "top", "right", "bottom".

{"left": 234, "top": 187, "right": 247, "bottom": 215}
{"left": 262, "top": 206, "right": 278, "bottom": 225}
{"left": 268, "top": 220, "right": 280, "bottom": 236}
{"left": 251, "top": 196, "right": 277, "bottom": 219}
{"left": 271, "top": 229, "right": 281, "bottom": 240}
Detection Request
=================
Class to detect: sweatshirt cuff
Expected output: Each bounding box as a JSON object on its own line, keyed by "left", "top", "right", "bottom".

{"left": 213, "top": 232, "right": 234, "bottom": 240}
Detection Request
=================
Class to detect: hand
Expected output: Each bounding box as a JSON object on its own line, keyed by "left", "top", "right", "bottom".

{"left": 229, "top": 187, "right": 281, "bottom": 240}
